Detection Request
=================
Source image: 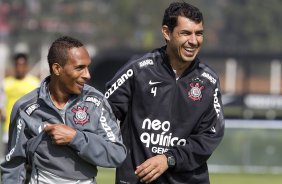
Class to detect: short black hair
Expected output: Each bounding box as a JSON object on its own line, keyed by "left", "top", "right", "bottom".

{"left": 14, "top": 53, "right": 28, "bottom": 64}
{"left": 47, "top": 36, "right": 84, "bottom": 73}
{"left": 162, "top": 2, "right": 203, "bottom": 32}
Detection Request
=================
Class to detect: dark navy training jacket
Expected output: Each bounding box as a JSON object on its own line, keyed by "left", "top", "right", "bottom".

{"left": 106, "top": 46, "right": 225, "bottom": 184}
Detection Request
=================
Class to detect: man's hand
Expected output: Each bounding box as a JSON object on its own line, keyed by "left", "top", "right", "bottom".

{"left": 44, "top": 123, "right": 76, "bottom": 145}
{"left": 135, "top": 154, "right": 168, "bottom": 183}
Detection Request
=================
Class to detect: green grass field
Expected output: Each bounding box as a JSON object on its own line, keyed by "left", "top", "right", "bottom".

{"left": 96, "top": 168, "right": 282, "bottom": 184}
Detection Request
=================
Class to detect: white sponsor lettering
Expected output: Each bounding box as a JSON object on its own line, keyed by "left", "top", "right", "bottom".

{"left": 105, "top": 69, "right": 133, "bottom": 99}
{"left": 213, "top": 88, "right": 221, "bottom": 117}
{"left": 139, "top": 59, "right": 153, "bottom": 68}
{"left": 6, "top": 119, "right": 23, "bottom": 161}
{"left": 140, "top": 118, "right": 186, "bottom": 154}
{"left": 100, "top": 108, "right": 116, "bottom": 142}
{"left": 5, "top": 148, "right": 15, "bottom": 161}
{"left": 25, "top": 103, "right": 40, "bottom": 116}
{"left": 201, "top": 72, "right": 216, "bottom": 84}
{"left": 85, "top": 96, "right": 101, "bottom": 107}
{"left": 152, "top": 147, "right": 168, "bottom": 154}
{"left": 142, "top": 118, "right": 170, "bottom": 131}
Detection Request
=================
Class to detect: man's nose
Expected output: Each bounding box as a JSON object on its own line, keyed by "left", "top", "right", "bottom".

{"left": 83, "top": 68, "right": 91, "bottom": 80}
{"left": 188, "top": 34, "right": 197, "bottom": 45}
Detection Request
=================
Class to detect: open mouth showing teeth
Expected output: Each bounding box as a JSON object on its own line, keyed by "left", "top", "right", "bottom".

{"left": 184, "top": 47, "right": 196, "bottom": 52}
{"left": 184, "top": 48, "right": 195, "bottom": 53}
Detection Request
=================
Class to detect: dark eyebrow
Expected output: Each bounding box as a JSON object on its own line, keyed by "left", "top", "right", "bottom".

{"left": 180, "top": 30, "right": 192, "bottom": 34}
{"left": 196, "top": 30, "right": 204, "bottom": 34}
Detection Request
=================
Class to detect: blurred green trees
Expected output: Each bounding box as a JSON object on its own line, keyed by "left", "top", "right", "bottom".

{"left": 1, "top": 0, "right": 282, "bottom": 62}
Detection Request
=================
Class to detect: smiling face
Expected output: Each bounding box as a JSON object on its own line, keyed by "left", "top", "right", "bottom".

{"left": 56, "top": 47, "right": 91, "bottom": 95}
{"left": 162, "top": 16, "right": 204, "bottom": 66}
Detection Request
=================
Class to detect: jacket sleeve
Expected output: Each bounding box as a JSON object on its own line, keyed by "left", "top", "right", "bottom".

{"left": 68, "top": 97, "right": 126, "bottom": 168}
{"left": 168, "top": 85, "right": 225, "bottom": 172}
{"left": 105, "top": 65, "right": 134, "bottom": 122}
{"left": 0, "top": 110, "right": 28, "bottom": 184}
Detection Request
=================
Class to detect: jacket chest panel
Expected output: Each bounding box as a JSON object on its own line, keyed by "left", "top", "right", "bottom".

{"left": 131, "top": 71, "right": 213, "bottom": 136}
{"left": 27, "top": 103, "right": 100, "bottom": 134}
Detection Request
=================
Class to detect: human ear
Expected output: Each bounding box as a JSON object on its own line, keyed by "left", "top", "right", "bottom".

{"left": 52, "top": 63, "right": 61, "bottom": 76}
{"left": 162, "top": 25, "right": 171, "bottom": 41}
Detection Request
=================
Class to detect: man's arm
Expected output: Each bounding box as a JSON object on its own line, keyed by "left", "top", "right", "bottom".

{"left": 0, "top": 114, "right": 28, "bottom": 184}
{"left": 61, "top": 98, "right": 127, "bottom": 168}
{"left": 168, "top": 86, "right": 224, "bottom": 172}
{"left": 105, "top": 65, "right": 134, "bottom": 122}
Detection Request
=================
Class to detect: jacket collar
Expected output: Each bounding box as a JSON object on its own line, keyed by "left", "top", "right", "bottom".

{"left": 38, "top": 76, "right": 77, "bottom": 109}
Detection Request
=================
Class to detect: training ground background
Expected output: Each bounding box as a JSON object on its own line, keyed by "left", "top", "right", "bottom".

{"left": 96, "top": 168, "right": 282, "bottom": 184}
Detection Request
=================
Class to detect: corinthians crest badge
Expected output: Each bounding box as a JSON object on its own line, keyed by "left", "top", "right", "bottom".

{"left": 72, "top": 106, "right": 90, "bottom": 125}
{"left": 188, "top": 78, "right": 205, "bottom": 101}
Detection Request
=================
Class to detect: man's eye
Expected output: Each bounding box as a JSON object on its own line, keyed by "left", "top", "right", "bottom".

{"left": 196, "top": 32, "right": 204, "bottom": 36}
{"left": 180, "top": 32, "right": 190, "bottom": 36}
{"left": 74, "top": 67, "right": 83, "bottom": 71}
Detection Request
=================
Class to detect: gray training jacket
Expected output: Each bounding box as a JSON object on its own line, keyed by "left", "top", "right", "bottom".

{"left": 0, "top": 76, "right": 126, "bottom": 183}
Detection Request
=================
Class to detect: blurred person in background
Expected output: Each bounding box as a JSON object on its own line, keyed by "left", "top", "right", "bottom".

{"left": 0, "top": 84, "right": 5, "bottom": 119}
{"left": 106, "top": 2, "right": 224, "bottom": 184}
{"left": 1, "top": 53, "right": 40, "bottom": 154}
{"left": 0, "top": 84, "right": 5, "bottom": 131}
{"left": 0, "top": 36, "right": 126, "bottom": 184}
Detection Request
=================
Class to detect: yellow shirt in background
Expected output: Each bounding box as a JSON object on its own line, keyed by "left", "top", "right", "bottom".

{"left": 3, "top": 75, "right": 40, "bottom": 142}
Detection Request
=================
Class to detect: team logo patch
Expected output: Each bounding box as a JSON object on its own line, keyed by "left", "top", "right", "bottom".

{"left": 72, "top": 106, "right": 90, "bottom": 125}
{"left": 188, "top": 78, "right": 205, "bottom": 101}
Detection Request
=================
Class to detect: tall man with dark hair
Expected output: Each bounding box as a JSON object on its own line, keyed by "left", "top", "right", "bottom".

{"left": 1, "top": 36, "right": 126, "bottom": 184}
{"left": 106, "top": 2, "right": 224, "bottom": 183}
